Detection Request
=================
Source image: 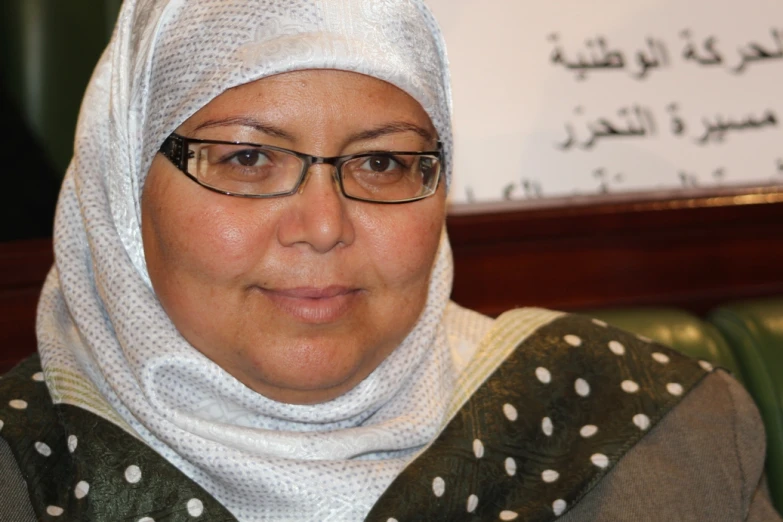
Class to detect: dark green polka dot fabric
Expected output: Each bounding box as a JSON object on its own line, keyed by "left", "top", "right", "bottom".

{"left": 365, "top": 314, "right": 711, "bottom": 522}
{"left": 0, "top": 355, "right": 237, "bottom": 522}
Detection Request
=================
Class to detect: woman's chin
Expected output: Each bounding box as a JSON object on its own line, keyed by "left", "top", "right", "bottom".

{"left": 241, "top": 374, "right": 362, "bottom": 405}
{"left": 233, "top": 346, "right": 370, "bottom": 404}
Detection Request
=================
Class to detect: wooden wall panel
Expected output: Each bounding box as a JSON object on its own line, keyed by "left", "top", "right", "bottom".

{"left": 448, "top": 187, "right": 783, "bottom": 315}
{"left": 0, "top": 238, "right": 53, "bottom": 373}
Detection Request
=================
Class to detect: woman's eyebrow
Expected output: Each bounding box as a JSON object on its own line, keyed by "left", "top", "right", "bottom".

{"left": 192, "top": 118, "right": 435, "bottom": 144}
{"left": 192, "top": 117, "right": 294, "bottom": 140}
{"left": 346, "top": 122, "right": 435, "bottom": 143}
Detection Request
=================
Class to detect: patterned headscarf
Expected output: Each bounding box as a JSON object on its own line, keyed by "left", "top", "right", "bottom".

{"left": 37, "top": 1, "right": 456, "bottom": 520}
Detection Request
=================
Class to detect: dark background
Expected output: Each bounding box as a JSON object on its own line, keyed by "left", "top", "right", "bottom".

{"left": 0, "top": 0, "right": 121, "bottom": 241}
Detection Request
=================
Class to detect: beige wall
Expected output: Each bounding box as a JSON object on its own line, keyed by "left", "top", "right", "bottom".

{"left": 426, "top": 0, "right": 783, "bottom": 203}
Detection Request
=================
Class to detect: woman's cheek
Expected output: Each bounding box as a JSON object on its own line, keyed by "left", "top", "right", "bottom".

{"left": 182, "top": 207, "right": 272, "bottom": 277}
{"left": 371, "top": 214, "right": 443, "bottom": 285}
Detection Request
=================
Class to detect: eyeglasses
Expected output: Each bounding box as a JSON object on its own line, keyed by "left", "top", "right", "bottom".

{"left": 158, "top": 133, "right": 443, "bottom": 204}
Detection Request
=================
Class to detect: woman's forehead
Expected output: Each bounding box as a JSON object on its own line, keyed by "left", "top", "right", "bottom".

{"left": 179, "top": 69, "right": 437, "bottom": 144}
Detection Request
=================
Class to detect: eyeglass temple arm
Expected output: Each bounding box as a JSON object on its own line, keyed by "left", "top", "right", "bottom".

{"left": 159, "top": 134, "right": 187, "bottom": 170}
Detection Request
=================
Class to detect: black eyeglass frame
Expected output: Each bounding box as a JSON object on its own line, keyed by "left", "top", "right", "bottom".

{"left": 158, "top": 133, "right": 444, "bottom": 204}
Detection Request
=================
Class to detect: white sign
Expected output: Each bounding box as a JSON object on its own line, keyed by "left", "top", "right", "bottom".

{"left": 426, "top": 0, "right": 783, "bottom": 203}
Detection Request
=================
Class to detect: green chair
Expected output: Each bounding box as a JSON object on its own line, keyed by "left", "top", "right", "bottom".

{"left": 709, "top": 298, "right": 783, "bottom": 513}
{"left": 586, "top": 307, "right": 744, "bottom": 383}
{"left": 0, "top": 1, "right": 121, "bottom": 241}
{"left": 0, "top": 0, "right": 121, "bottom": 176}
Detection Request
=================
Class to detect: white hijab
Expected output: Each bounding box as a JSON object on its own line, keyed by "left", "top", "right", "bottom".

{"left": 36, "top": 1, "right": 458, "bottom": 520}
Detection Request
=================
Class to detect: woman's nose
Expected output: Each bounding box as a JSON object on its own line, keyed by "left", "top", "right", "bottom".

{"left": 276, "top": 164, "right": 355, "bottom": 253}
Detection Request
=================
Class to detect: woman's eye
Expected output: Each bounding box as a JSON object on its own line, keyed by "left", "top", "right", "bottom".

{"left": 360, "top": 155, "right": 399, "bottom": 172}
{"left": 229, "top": 149, "right": 270, "bottom": 167}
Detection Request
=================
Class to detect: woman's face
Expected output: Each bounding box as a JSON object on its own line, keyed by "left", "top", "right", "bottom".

{"left": 142, "top": 70, "right": 446, "bottom": 404}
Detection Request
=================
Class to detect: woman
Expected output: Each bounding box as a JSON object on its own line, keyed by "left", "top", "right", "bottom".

{"left": 0, "top": 0, "right": 778, "bottom": 521}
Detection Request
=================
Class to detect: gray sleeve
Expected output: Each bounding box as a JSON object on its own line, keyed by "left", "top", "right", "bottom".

{"left": 560, "top": 370, "right": 782, "bottom": 522}
{"left": 0, "top": 436, "right": 37, "bottom": 522}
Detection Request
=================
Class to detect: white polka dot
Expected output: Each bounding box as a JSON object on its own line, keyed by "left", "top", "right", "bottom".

{"left": 621, "top": 380, "right": 640, "bottom": 393}
{"left": 553, "top": 499, "right": 567, "bottom": 516}
{"left": 74, "top": 481, "right": 90, "bottom": 499}
{"left": 500, "top": 511, "right": 519, "bottom": 520}
{"left": 575, "top": 378, "right": 590, "bottom": 397}
{"left": 564, "top": 334, "right": 582, "bottom": 347}
{"left": 652, "top": 352, "right": 670, "bottom": 364}
{"left": 68, "top": 435, "right": 78, "bottom": 453}
{"left": 0, "top": 420, "right": 3, "bottom": 432}
{"left": 608, "top": 341, "right": 625, "bottom": 355}
{"left": 46, "top": 506, "right": 64, "bottom": 516}
{"left": 473, "top": 439, "right": 485, "bottom": 458}
{"left": 432, "top": 476, "right": 445, "bottom": 497}
{"left": 542, "top": 469, "right": 559, "bottom": 483}
{"left": 35, "top": 442, "right": 52, "bottom": 457}
{"left": 667, "top": 383, "right": 684, "bottom": 396}
{"left": 138, "top": 518, "right": 155, "bottom": 522}
{"left": 633, "top": 413, "right": 651, "bottom": 430}
{"left": 467, "top": 494, "right": 479, "bottom": 513}
{"left": 580, "top": 424, "right": 598, "bottom": 438}
{"left": 386, "top": 519, "right": 398, "bottom": 522}
{"left": 32, "top": 372, "right": 44, "bottom": 382}
{"left": 592, "top": 318, "right": 607, "bottom": 327}
{"left": 9, "top": 400, "right": 27, "bottom": 410}
{"left": 503, "top": 403, "right": 518, "bottom": 422}
{"left": 699, "top": 360, "right": 714, "bottom": 371}
{"left": 637, "top": 334, "right": 652, "bottom": 343}
{"left": 591, "top": 453, "right": 609, "bottom": 468}
{"left": 504, "top": 457, "right": 517, "bottom": 476}
{"left": 125, "top": 465, "right": 142, "bottom": 484}
{"left": 187, "top": 498, "right": 204, "bottom": 517}
{"left": 542, "top": 417, "right": 553, "bottom": 436}
{"left": 535, "top": 367, "right": 551, "bottom": 384}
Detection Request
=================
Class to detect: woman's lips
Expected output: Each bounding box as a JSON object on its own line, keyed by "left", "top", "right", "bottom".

{"left": 258, "top": 286, "right": 360, "bottom": 324}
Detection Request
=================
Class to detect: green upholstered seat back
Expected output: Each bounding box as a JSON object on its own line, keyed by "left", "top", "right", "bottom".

{"left": 586, "top": 307, "right": 744, "bottom": 382}
{"left": 0, "top": 0, "right": 121, "bottom": 175}
{"left": 709, "top": 299, "right": 783, "bottom": 514}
